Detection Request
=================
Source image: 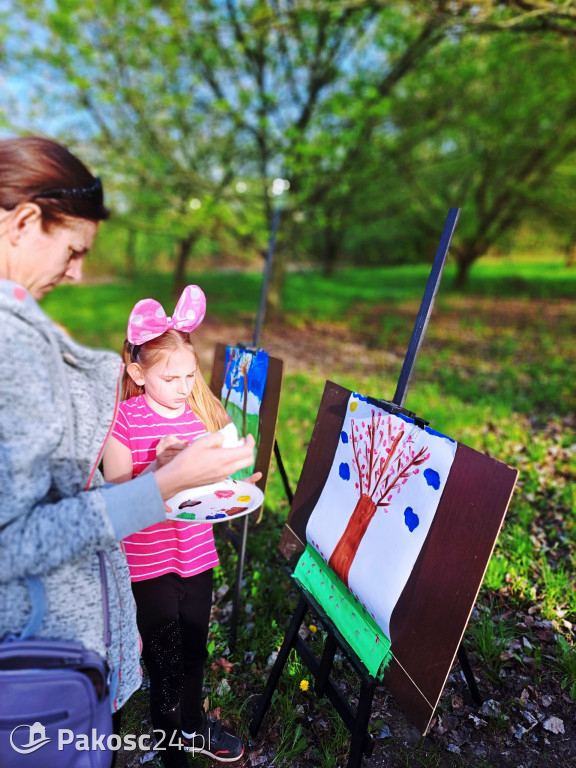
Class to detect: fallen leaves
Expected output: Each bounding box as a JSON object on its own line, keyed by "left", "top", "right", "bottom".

{"left": 543, "top": 716, "right": 566, "bottom": 735}
{"left": 211, "top": 656, "right": 236, "bottom": 674}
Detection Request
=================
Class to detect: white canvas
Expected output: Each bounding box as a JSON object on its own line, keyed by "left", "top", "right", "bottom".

{"left": 306, "top": 392, "right": 457, "bottom": 639}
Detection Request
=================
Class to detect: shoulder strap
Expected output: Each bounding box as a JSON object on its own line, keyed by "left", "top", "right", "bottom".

{"left": 13, "top": 576, "right": 47, "bottom": 640}
{"left": 97, "top": 551, "right": 112, "bottom": 649}
{"left": 4, "top": 553, "right": 111, "bottom": 648}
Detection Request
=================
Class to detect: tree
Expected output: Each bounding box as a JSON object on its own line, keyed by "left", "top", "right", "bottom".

{"left": 329, "top": 409, "right": 430, "bottom": 586}
{"left": 294, "top": 26, "right": 576, "bottom": 286}
{"left": 2, "top": 0, "right": 575, "bottom": 295}
{"left": 381, "top": 31, "right": 576, "bottom": 287}
{"left": 0, "top": 1, "right": 453, "bottom": 298}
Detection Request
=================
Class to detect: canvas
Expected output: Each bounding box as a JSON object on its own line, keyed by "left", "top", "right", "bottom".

{"left": 304, "top": 392, "right": 456, "bottom": 640}
{"left": 220, "top": 347, "right": 269, "bottom": 480}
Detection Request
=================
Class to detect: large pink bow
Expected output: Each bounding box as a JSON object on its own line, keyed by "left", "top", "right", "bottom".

{"left": 127, "top": 285, "right": 206, "bottom": 345}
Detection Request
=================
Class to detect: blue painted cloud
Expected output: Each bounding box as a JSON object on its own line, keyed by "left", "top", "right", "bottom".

{"left": 404, "top": 507, "right": 419, "bottom": 532}
{"left": 423, "top": 468, "right": 441, "bottom": 490}
{"left": 339, "top": 462, "right": 350, "bottom": 481}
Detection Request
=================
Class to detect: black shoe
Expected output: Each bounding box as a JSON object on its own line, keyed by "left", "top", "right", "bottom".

{"left": 182, "top": 718, "right": 244, "bottom": 762}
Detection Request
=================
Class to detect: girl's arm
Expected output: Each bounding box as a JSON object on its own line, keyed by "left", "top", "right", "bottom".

{"left": 103, "top": 435, "right": 135, "bottom": 485}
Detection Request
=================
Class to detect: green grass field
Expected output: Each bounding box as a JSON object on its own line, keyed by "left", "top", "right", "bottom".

{"left": 41, "top": 254, "right": 575, "bottom": 767}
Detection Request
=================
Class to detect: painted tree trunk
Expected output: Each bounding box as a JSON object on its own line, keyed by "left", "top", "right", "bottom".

{"left": 242, "top": 373, "right": 248, "bottom": 436}
{"left": 328, "top": 493, "right": 377, "bottom": 587}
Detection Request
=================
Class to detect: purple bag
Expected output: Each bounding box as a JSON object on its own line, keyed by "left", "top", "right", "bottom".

{"left": 0, "top": 555, "right": 114, "bottom": 768}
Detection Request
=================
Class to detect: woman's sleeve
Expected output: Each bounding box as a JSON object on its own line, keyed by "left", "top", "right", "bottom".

{"left": 0, "top": 315, "right": 165, "bottom": 582}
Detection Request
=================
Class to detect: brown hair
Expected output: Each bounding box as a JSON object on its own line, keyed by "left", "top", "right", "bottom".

{"left": 121, "top": 330, "right": 228, "bottom": 433}
{"left": 0, "top": 136, "right": 109, "bottom": 227}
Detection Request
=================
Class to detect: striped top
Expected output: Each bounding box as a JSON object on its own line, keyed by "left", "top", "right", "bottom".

{"left": 111, "top": 394, "right": 219, "bottom": 582}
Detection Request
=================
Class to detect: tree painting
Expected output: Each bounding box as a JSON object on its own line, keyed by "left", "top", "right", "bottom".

{"left": 328, "top": 410, "right": 431, "bottom": 586}
{"left": 220, "top": 347, "right": 269, "bottom": 480}
{"left": 305, "top": 393, "right": 457, "bottom": 638}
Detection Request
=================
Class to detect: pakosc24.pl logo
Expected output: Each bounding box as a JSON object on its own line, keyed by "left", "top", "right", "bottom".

{"left": 10, "top": 722, "right": 51, "bottom": 754}
{"left": 9, "top": 724, "right": 197, "bottom": 754}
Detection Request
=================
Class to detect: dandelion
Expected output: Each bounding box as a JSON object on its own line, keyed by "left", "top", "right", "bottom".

{"left": 299, "top": 679, "right": 310, "bottom": 692}
{"left": 309, "top": 624, "right": 318, "bottom": 633}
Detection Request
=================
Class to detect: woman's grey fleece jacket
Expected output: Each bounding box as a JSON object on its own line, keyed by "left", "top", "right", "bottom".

{"left": 0, "top": 279, "right": 166, "bottom": 710}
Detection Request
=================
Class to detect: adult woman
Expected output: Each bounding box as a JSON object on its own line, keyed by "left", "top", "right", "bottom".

{"left": 0, "top": 137, "right": 255, "bottom": 719}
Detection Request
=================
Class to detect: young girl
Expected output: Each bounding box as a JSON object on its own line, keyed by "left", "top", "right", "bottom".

{"left": 104, "top": 285, "right": 246, "bottom": 767}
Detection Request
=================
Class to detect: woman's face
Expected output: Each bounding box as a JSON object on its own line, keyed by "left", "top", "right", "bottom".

{"left": 1, "top": 205, "right": 98, "bottom": 299}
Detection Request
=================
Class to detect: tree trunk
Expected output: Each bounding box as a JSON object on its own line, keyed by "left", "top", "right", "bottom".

{"left": 328, "top": 493, "right": 377, "bottom": 587}
{"left": 173, "top": 233, "right": 196, "bottom": 298}
{"left": 453, "top": 253, "right": 474, "bottom": 291}
{"left": 265, "top": 246, "right": 286, "bottom": 322}
{"left": 242, "top": 371, "right": 248, "bottom": 437}
{"left": 322, "top": 222, "right": 340, "bottom": 277}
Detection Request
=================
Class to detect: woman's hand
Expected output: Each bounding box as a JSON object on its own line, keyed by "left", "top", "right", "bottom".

{"left": 154, "top": 432, "right": 256, "bottom": 501}
{"left": 243, "top": 471, "right": 263, "bottom": 485}
{"left": 155, "top": 435, "right": 189, "bottom": 467}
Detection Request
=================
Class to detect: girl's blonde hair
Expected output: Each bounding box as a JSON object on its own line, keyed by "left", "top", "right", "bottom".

{"left": 121, "top": 330, "right": 228, "bottom": 433}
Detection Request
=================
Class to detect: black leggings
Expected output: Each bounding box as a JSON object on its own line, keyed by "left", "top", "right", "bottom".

{"left": 131, "top": 569, "right": 213, "bottom": 768}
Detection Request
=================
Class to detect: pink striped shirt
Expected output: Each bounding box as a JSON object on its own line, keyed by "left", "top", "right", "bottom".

{"left": 111, "top": 394, "right": 219, "bottom": 582}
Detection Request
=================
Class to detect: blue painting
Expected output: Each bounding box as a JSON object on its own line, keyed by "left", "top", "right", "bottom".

{"left": 220, "top": 347, "right": 269, "bottom": 479}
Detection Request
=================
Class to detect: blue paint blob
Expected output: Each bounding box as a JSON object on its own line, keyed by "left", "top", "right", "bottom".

{"left": 424, "top": 468, "right": 441, "bottom": 490}
{"left": 404, "top": 507, "right": 419, "bottom": 532}
{"left": 340, "top": 431, "right": 349, "bottom": 444}
{"left": 207, "top": 513, "right": 227, "bottom": 520}
{"left": 339, "top": 462, "right": 351, "bottom": 481}
{"left": 352, "top": 392, "right": 368, "bottom": 403}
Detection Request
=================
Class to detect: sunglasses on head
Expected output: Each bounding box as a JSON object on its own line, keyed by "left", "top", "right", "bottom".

{"left": 32, "top": 177, "right": 104, "bottom": 206}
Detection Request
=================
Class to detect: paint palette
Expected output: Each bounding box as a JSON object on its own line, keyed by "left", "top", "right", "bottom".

{"left": 165, "top": 478, "right": 264, "bottom": 524}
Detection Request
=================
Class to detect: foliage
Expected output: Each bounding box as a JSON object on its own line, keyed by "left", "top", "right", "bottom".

{"left": 2, "top": 1, "right": 575, "bottom": 297}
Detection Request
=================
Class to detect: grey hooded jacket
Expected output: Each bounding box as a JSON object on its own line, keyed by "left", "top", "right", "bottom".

{"left": 0, "top": 279, "right": 166, "bottom": 710}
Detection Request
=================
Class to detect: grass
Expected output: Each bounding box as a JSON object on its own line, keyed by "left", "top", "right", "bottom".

{"left": 39, "top": 254, "right": 576, "bottom": 766}
{"left": 552, "top": 636, "right": 576, "bottom": 701}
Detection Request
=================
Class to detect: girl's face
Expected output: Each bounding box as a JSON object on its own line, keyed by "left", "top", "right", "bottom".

{"left": 128, "top": 347, "right": 197, "bottom": 417}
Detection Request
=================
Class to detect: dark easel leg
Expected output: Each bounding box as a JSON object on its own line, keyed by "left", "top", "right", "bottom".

{"left": 228, "top": 515, "right": 249, "bottom": 650}
{"left": 457, "top": 642, "right": 483, "bottom": 705}
{"left": 228, "top": 440, "right": 291, "bottom": 649}
{"left": 274, "top": 439, "right": 294, "bottom": 506}
{"left": 348, "top": 676, "right": 377, "bottom": 768}
{"left": 315, "top": 633, "right": 337, "bottom": 695}
{"left": 249, "top": 597, "right": 308, "bottom": 738}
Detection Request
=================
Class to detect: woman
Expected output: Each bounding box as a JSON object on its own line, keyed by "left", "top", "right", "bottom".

{"left": 0, "top": 137, "right": 255, "bottom": 724}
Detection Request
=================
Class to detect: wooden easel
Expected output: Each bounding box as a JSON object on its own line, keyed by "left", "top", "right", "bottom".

{"left": 209, "top": 207, "right": 293, "bottom": 645}
{"left": 249, "top": 210, "right": 518, "bottom": 765}
{"left": 209, "top": 344, "right": 283, "bottom": 644}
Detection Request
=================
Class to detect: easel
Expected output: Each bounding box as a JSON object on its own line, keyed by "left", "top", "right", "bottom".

{"left": 209, "top": 207, "right": 293, "bottom": 645}
{"left": 249, "top": 210, "right": 518, "bottom": 765}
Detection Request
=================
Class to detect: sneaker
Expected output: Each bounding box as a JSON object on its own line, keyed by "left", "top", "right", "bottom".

{"left": 182, "top": 718, "right": 244, "bottom": 762}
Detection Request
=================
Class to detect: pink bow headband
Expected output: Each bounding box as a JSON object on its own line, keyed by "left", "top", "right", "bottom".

{"left": 127, "top": 285, "right": 206, "bottom": 345}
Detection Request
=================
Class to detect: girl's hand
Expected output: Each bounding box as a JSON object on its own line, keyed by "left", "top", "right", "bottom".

{"left": 155, "top": 435, "right": 189, "bottom": 467}
{"left": 154, "top": 433, "right": 257, "bottom": 500}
